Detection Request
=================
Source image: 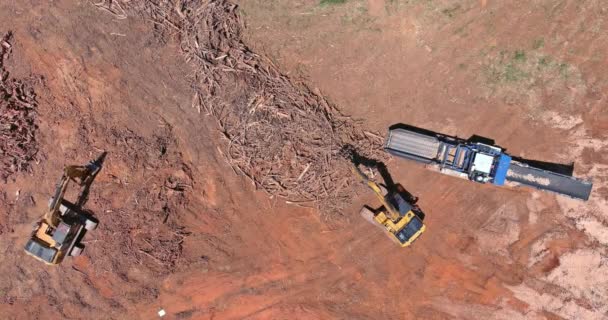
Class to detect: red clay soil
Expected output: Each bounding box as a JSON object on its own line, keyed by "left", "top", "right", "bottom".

{"left": 0, "top": 1, "right": 607, "bottom": 320}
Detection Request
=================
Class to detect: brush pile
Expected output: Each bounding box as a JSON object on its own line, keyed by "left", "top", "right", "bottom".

{"left": 0, "top": 32, "right": 38, "bottom": 182}
{"left": 125, "top": 0, "right": 385, "bottom": 214}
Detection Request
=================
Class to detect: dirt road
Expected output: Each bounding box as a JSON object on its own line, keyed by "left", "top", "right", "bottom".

{"left": 0, "top": 0, "right": 607, "bottom": 319}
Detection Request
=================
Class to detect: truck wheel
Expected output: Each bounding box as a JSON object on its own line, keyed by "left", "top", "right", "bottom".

{"left": 84, "top": 219, "right": 98, "bottom": 231}
{"left": 70, "top": 244, "right": 84, "bottom": 256}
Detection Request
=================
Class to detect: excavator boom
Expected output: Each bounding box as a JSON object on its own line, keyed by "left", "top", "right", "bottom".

{"left": 350, "top": 164, "right": 401, "bottom": 221}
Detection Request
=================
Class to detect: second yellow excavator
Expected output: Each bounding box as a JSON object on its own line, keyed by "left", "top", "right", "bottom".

{"left": 352, "top": 163, "right": 426, "bottom": 247}
{"left": 24, "top": 154, "right": 105, "bottom": 265}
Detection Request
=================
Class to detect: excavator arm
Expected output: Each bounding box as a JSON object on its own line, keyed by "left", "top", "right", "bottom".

{"left": 351, "top": 163, "right": 401, "bottom": 221}
{"left": 45, "top": 166, "right": 89, "bottom": 226}
{"left": 45, "top": 156, "right": 104, "bottom": 227}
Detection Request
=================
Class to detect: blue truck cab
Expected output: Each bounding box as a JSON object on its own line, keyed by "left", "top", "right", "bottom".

{"left": 466, "top": 143, "right": 512, "bottom": 186}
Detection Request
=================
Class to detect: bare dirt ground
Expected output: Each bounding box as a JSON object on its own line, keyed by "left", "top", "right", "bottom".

{"left": 0, "top": 0, "right": 607, "bottom": 319}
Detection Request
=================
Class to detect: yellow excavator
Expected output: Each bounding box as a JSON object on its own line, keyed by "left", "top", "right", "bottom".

{"left": 24, "top": 154, "right": 105, "bottom": 265}
{"left": 352, "top": 163, "right": 426, "bottom": 247}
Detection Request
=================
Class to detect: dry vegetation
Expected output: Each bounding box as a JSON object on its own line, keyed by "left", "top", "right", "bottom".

{"left": 0, "top": 32, "right": 38, "bottom": 182}
{"left": 119, "top": 0, "right": 386, "bottom": 215}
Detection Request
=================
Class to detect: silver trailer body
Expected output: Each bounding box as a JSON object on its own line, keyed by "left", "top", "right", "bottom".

{"left": 385, "top": 129, "right": 441, "bottom": 163}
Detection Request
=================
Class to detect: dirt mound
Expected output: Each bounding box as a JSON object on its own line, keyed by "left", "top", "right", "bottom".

{"left": 0, "top": 32, "right": 38, "bottom": 182}
{"left": 128, "top": 0, "right": 385, "bottom": 214}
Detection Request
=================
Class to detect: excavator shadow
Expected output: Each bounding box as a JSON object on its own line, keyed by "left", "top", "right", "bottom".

{"left": 73, "top": 210, "right": 99, "bottom": 248}
{"left": 76, "top": 151, "right": 107, "bottom": 207}
{"left": 72, "top": 152, "right": 106, "bottom": 245}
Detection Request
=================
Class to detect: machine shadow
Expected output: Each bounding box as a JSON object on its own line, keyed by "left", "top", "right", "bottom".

{"left": 76, "top": 151, "right": 107, "bottom": 207}
{"left": 74, "top": 152, "right": 106, "bottom": 251}
{"left": 511, "top": 157, "right": 574, "bottom": 176}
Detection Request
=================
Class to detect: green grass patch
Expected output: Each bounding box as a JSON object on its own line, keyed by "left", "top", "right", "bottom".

{"left": 503, "top": 63, "right": 528, "bottom": 82}
{"left": 532, "top": 38, "right": 544, "bottom": 49}
{"left": 484, "top": 48, "right": 579, "bottom": 86}
{"left": 513, "top": 50, "right": 526, "bottom": 62}
{"left": 480, "top": 47, "right": 585, "bottom": 110}
{"left": 486, "top": 63, "right": 529, "bottom": 83}
{"left": 320, "top": 0, "right": 346, "bottom": 5}
{"left": 559, "top": 63, "right": 569, "bottom": 79}
{"left": 454, "top": 26, "right": 465, "bottom": 34}
{"left": 442, "top": 4, "right": 461, "bottom": 18}
{"left": 484, "top": 49, "right": 531, "bottom": 83}
{"left": 537, "top": 55, "right": 551, "bottom": 69}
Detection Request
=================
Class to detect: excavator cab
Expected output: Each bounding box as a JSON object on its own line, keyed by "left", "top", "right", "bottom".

{"left": 24, "top": 154, "right": 105, "bottom": 265}
{"left": 352, "top": 163, "right": 426, "bottom": 247}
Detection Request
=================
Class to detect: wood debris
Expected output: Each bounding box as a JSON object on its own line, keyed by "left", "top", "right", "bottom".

{"left": 124, "top": 0, "right": 386, "bottom": 215}
{"left": 0, "top": 32, "right": 38, "bottom": 182}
